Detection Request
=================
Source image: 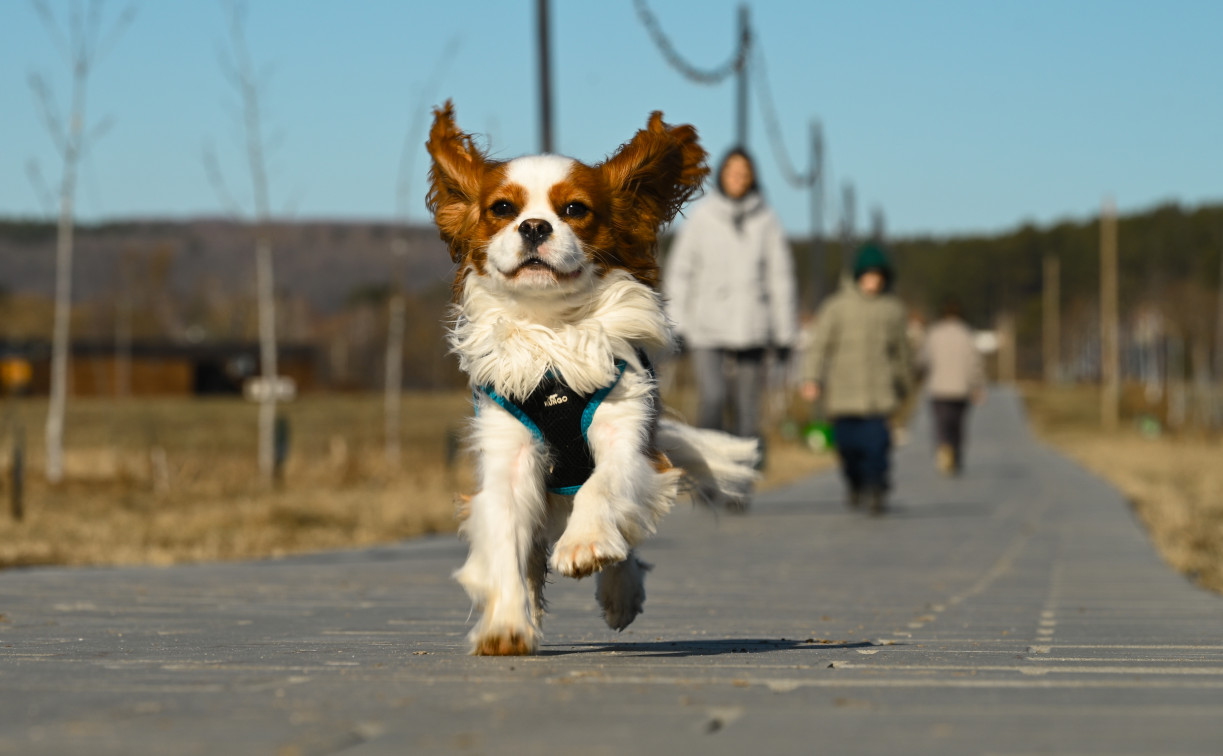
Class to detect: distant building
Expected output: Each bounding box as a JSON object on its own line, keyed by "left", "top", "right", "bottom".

{"left": 0, "top": 340, "right": 316, "bottom": 397}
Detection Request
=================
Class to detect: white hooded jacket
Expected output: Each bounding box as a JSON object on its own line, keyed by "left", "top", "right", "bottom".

{"left": 662, "top": 190, "right": 798, "bottom": 350}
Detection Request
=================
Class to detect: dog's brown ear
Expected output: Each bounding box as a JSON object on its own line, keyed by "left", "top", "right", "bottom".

{"left": 596, "top": 112, "right": 708, "bottom": 287}
{"left": 601, "top": 112, "right": 708, "bottom": 233}
{"left": 426, "top": 100, "right": 487, "bottom": 263}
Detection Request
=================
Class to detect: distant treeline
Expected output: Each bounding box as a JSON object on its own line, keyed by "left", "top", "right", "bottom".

{"left": 790, "top": 201, "right": 1223, "bottom": 378}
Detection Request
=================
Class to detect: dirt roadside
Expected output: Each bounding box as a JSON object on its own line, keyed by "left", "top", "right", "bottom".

{"left": 1022, "top": 383, "right": 1223, "bottom": 595}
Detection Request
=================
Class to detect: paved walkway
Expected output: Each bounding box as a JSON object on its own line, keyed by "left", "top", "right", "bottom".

{"left": 2, "top": 388, "right": 1221, "bottom": 755}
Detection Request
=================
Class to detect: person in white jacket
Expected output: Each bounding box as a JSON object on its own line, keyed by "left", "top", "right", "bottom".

{"left": 663, "top": 147, "right": 798, "bottom": 441}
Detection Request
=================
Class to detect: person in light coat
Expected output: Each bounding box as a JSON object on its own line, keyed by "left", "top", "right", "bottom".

{"left": 919, "top": 298, "right": 985, "bottom": 475}
{"left": 663, "top": 147, "right": 798, "bottom": 441}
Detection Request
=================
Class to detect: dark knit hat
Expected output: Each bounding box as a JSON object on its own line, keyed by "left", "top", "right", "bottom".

{"left": 852, "top": 242, "right": 894, "bottom": 283}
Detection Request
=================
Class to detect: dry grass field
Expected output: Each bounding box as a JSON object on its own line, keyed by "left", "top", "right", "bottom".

{"left": 1022, "top": 382, "right": 1223, "bottom": 594}
{"left": 0, "top": 391, "right": 831, "bottom": 571}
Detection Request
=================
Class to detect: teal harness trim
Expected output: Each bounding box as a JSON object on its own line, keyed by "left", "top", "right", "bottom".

{"left": 476, "top": 360, "right": 629, "bottom": 495}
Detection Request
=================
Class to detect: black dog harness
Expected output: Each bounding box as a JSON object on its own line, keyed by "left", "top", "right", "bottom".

{"left": 476, "top": 357, "right": 643, "bottom": 495}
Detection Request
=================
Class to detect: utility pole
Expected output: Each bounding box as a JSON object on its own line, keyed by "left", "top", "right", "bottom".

{"left": 1216, "top": 234, "right": 1223, "bottom": 381}
{"left": 808, "top": 121, "right": 824, "bottom": 309}
{"left": 1043, "top": 253, "right": 1061, "bottom": 384}
{"left": 839, "top": 182, "right": 856, "bottom": 281}
{"left": 735, "top": 4, "right": 749, "bottom": 147}
{"left": 997, "top": 312, "right": 1017, "bottom": 384}
{"left": 537, "top": 0, "right": 553, "bottom": 153}
{"left": 1100, "top": 198, "right": 1120, "bottom": 430}
{"left": 870, "top": 206, "right": 886, "bottom": 242}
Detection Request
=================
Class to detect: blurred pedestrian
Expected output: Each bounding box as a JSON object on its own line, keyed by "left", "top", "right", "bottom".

{"left": 920, "top": 298, "right": 985, "bottom": 475}
{"left": 800, "top": 243, "right": 913, "bottom": 515}
{"left": 663, "top": 147, "right": 798, "bottom": 444}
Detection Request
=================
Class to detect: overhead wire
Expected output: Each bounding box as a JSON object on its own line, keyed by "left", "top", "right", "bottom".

{"left": 633, "top": 0, "right": 749, "bottom": 85}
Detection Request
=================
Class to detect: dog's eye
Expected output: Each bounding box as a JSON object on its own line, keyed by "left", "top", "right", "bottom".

{"left": 490, "top": 200, "right": 517, "bottom": 218}
{"left": 561, "top": 202, "right": 589, "bottom": 219}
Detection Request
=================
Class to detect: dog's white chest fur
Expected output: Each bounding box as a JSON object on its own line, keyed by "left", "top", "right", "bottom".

{"left": 448, "top": 270, "right": 674, "bottom": 400}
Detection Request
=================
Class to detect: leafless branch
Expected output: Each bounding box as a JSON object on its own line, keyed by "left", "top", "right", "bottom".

{"left": 202, "top": 141, "right": 243, "bottom": 218}
{"left": 30, "top": 0, "right": 71, "bottom": 62}
{"left": 396, "top": 34, "right": 462, "bottom": 221}
{"left": 281, "top": 184, "right": 305, "bottom": 218}
{"left": 25, "top": 159, "right": 56, "bottom": 215}
{"left": 223, "top": 0, "right": 255, "bottom": 89}
{"left": 81, "top": 148, "right": 108, "bottom": 215}
{"left": 213, "top": 40, "right": 242, "bottom": 90}
{"left": 264, "top": 126, "right": 286, "bottom": 159}
{"left": 84, "top": 0, "right": 104, "bottom": 60}
{"left": 28, "top": 72, "right": 68, "bottom": 156}
{"left": 93, "top": 2, "right": 138, "bottom": 64}
{"left": 87, "top": 114, "right": 114, "bottom": 148}
{"left": 68, "top": 0, "right": 86, "bottom": 64}
{"left": 257, "top": 61, "right": 275, "bottom": 92}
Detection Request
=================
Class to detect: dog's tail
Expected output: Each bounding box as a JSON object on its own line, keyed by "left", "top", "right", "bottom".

{"left": 656, "top": 418, "right": 760, "bottom": 510}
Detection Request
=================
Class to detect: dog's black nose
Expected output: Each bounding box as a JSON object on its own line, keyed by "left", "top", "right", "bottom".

{"left": 518, "top": 218, "right": 552, "bottom": 246}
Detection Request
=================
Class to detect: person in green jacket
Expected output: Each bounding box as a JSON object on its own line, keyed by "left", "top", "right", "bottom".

{"left": 800, "top": 243, "right": 913, "bottom": 515}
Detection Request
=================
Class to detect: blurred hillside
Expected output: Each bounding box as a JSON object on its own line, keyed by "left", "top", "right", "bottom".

{"left": 2, "top": 200, "right": 1221, "bottom": 391}
{"left": 0, "top": 218, "right": 452, "bottom": 313}
{"left": 0, "top": 218, "right": 460, "bottom": 390}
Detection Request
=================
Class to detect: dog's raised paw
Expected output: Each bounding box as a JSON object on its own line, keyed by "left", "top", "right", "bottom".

{"left": 550, "top": 534, "right": 628, "bottom": 579}
{"left": 596, "top": 554, "right": 650, "bottom": 631}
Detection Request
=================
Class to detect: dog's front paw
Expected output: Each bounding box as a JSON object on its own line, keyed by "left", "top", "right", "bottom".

{"left": 550, "top": 528, "right": 629, "bottom": 579}
{"left": 469, "top": 622, "right": 539, "bottom": 656}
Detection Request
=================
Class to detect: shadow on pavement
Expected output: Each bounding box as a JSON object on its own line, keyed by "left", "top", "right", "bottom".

{"left": 541, "top": 637, "right": 879, "bottom": 657}
{"left": 876, "top": 501, "right": 996, "bottom": 519}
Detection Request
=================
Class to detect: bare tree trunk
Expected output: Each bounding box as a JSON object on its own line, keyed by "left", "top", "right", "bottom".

{"left": 31, "top": 0, "right": 134, "bottom": 483}
{"left": 384, "top": 280, "right": 405, "bottom": 465}
{"left": 255, "top": 232, "right": 277, "bottom": 479}
{"left": 214, "top": 0, "right": 279, "bottom": 483}
{"left": 43, "top": 39, "right": 88, "bottom": 485}
{"left": 45, "top": 141, "right": 77, "bottom": 484}
{"left": 382, "top": 36, "right": 459, "bottom": 463}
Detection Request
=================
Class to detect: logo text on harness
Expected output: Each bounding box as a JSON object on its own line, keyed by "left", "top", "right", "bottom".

{"left": 544, "top": 393, "right": 568, "bottom": 408}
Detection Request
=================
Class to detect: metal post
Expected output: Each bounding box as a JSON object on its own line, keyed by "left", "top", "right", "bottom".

{"left": 537, "top": 0, "right": 554, "bottom": 153}
{"left": 273, "top": 414, "right": 290, "bottom": 485}
{"left": 1100, "top": 198, "right": 1120, "bottom": 430}
{"left": 809, "top": 121, "right": 824, "bottom": 309}
{"left": 997, "top": 312, "right": 1017, "bottom": 384}
{"left": 11, "top": 423, "right": 24, "bottom": 522}
{"left": 1043, "top": 254, "right": 1061, "bottom": 384}
{"left": 735, "top": 4, "right": 749, "bottom": 147}
{"left": 840, "top": 182, "right": 856, "bottom": 281}
{"left": 870, "top": 207, "right": 886, "bottom": 242}
{"left": 1216, "top": 233, "right": 1223, "bottom": 381}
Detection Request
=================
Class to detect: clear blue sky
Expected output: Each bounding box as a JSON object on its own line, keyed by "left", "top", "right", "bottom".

{"left": 2, "top": 0, "right": 1221, "bottom": 237}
